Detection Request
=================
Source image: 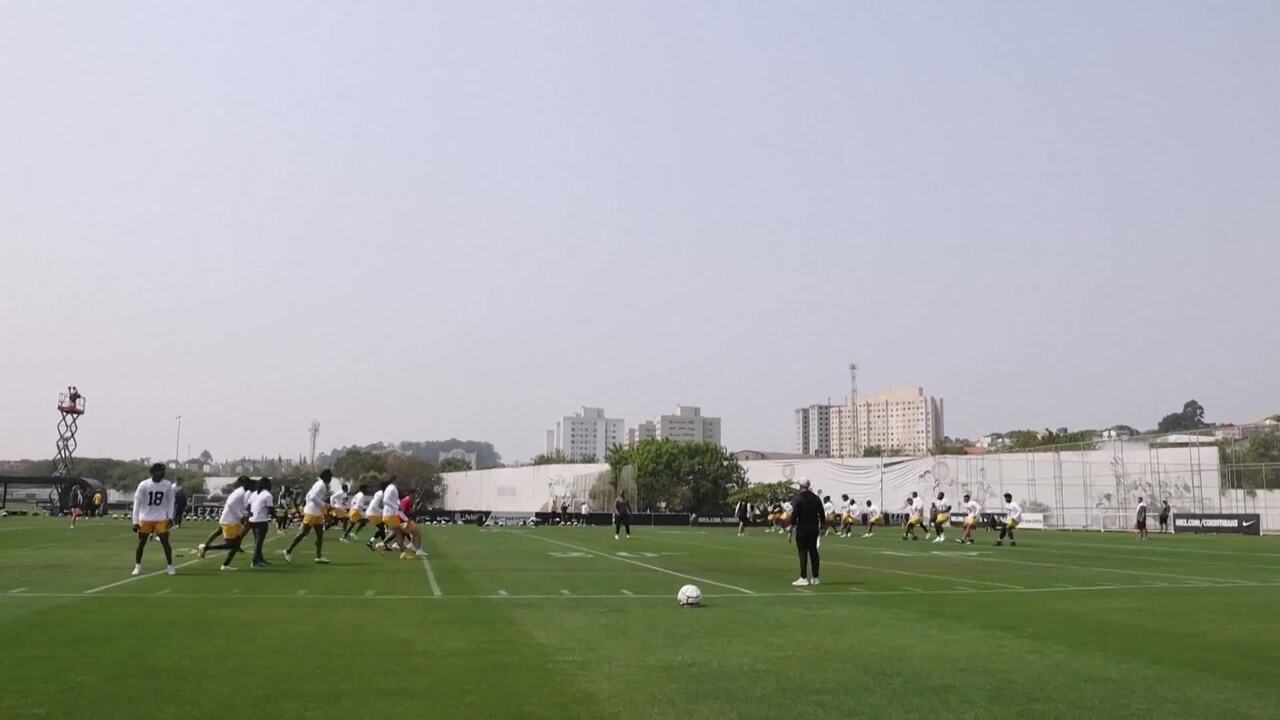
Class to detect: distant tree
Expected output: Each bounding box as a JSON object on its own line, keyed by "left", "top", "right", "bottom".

{"left": 438, "top": 457, "right": 472, "bottom": 473}
{"left": 384, "top": 454, "right": 444, "bottom": 509}
{"left": 533, "top": 449, "right": 568, "bottom": 465}
{"left": 198, "top": 449, "right": 214, "bottom": 464}
{"left": 727, "top": 481, "right": 794, "bottom": 508}
{"left": 333, "top": 449, "right": 388, "bottom": 480}
{"left": 861, "top": 446, "right": 904, "bottom": 457}
{"left": 1157, "top": 400, "right": 1209, "bottom": 433}
{"left": 607, "top": 440, "right": 746, "bottom": 515}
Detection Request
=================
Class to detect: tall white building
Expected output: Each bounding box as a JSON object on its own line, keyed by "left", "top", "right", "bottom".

{"left": 853, "top": 387, "right": 943, "bottom": 456}
{"left": 796, "top": 387, "right": 944, "bottom": 457}
{"left": 552, "top": 407, "right": 624, "bottom": 461}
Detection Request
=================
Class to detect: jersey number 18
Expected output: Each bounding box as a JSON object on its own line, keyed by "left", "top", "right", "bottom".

{"left": 147, "top": 491, "right": 166, "bottom": 507}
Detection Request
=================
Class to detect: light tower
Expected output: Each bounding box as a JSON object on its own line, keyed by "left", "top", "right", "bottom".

{"left": 308, "top": 420, "right": 320, "bottom": 468}
{"left": 848, "top": 363, "right": 859, "bottom": 456}
{"left": 54, "top": 386, "right": 86, "bottom": 477}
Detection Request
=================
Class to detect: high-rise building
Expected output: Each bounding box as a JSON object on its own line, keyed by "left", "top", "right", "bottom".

{"left": 629, "top": 407, "right": 720, "bottom": 447}
{"left": 551, "top": 407, "right": 624, "bottom": 461}
{"left": 655, "top": 406, "right": 721, "bottom": 445}
{"left": 796, "top": 387, "right": 944, "bottom": 457}
{"left": 852, "top": 387, "right": 943, "bottom": 456}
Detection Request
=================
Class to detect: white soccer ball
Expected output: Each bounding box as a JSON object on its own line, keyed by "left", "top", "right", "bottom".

{"left": 677, "top": 584, "right": 702, "bottom": 607}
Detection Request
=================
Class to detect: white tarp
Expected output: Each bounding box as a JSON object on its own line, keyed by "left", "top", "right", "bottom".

{"left": 436, "top": 441, "right": 1221, "bottom": 529}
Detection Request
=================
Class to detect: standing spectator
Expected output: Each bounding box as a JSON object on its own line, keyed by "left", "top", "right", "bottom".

{"left": 1159, "top": 500, "right": 1171, "bottom": 534}
{"left": 613, "top": 491, "right": 632, "bottom": 540}
{"left": 1135, "top": 497, "right": 1149, "bottom": 540}
{"left": 173, "top": 485, "right": 188, "bottom": 528}
{"left": 789, "top": 478, "right": 824, "bottom": 586}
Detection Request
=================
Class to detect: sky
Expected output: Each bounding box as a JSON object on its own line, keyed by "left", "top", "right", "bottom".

{"left": 2, "top": 1, "right": 1278, "bottom": 465}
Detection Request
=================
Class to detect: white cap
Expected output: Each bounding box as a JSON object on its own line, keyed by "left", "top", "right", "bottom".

{"left": 798, "top": 477, "right": 811, "bottom": 489}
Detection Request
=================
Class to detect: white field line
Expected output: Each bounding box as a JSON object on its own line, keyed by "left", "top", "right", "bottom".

{"left": 82, "top": 527, "right": 289, "bottom": 595}
{"left": 655, "top": 534, "right": 1024, "bottom": 590}
{"left": 3, "top": 581, "right": 1276, "bottom": 602}
{"left": 523, "top": 533, "right": 756, "bottom": 594}
{"left": 949, "top": 553, "right": 1256, "bottom": 585}
{"left": 420, "top": 556, "right": 442, "bottom": 596}
{"left": 82, "top": 556, "right": 204, "bottom": 594}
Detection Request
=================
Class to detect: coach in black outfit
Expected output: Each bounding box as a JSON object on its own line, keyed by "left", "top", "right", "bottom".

{"left": 789, "top": 478, "right": 824, "bottom": 586}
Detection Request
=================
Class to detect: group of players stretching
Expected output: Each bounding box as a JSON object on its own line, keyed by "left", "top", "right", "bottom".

{"left": 131, "top": 464, "right": 427, "bottom": 574}
{"left": 760, "top": 490, "right": 1023, "bottom": 546}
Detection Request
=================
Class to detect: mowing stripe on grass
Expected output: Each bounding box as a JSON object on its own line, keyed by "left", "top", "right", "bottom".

{"left": 420, "top": 556, "right": 442, "bottom": 596}
{"left": 8, "top": 588, "right": 27, "bottom": 594}
{"left": 657, "top": 534, "right": 1025, "bottom": 590}
{"left": 1022, "top": 542, "right": 1280, "bottom": 573}
{"left": 952, "top": 553, "right": 1255, "bottom": 585}
{"left": 1033, "top": 537, "right": 1280, "bottom": 559}
{"left": 523, "top": 533, "right": 756, "bottom": 594}
{"left": 4, "top": 581, "right": 1274, "bottom": 602}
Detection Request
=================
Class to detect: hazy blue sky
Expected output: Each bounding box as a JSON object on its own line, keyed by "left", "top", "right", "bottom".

{"left": 2, "top": 2, "right": 1277, "bottom": 464}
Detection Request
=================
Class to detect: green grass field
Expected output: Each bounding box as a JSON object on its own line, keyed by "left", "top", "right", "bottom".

{"left": 2, "top": 516, "right": 1279, "bottom": 719}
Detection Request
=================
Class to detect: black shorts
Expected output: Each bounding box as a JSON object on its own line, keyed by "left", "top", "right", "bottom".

{"left": 1136, "top": 519, "right": 1147, "bottom": 530}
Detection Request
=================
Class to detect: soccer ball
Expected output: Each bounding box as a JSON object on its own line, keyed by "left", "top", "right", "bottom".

{"left": 676, "top": 584, "right": 702, "bottom": 607}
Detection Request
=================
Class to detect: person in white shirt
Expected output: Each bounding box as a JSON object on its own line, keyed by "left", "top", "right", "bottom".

{"left": 958, "top": 494, "right": 982, "bottom": 545}
{"left": 198, "top": 476, "right": 253, "bottom": 570}
{"left": 902, "top": 493, "right": 924, "bottom": 541}
{"left": 862, "top": 500, "right": 881, "bottom": 538}
{"left": 822, "top": 496, "right": 836, "bottom": 536}
{"left": 361, "top": 485, "right": 387, "bottom": 550}
{"left": 930, "top": 492, "right": 952, "bottom": 544}
{"left": 283, "top": 469, "right": 332, "bottom": 564}
{"left": 375, "top": 478, "right": 425, "bottom": 558}
{"left": 995, "top": 493, "right": 1022, "bottom": 547}
{"left": 580, "top": 500, "right": 589, "bottom": 525}
{"left": 327, "top": 484, "right": 350, "bottom": 534}
{"left": 247, "top": 477, "right": 275, "bottom": 567}
{"left": 341, "top": 484, "right": 370, "bottom": 542}
{"left": 131, "top": 463, "right": 177, "bottom": 576}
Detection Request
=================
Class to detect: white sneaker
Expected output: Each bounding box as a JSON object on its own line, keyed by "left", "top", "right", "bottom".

{"left": 810, "top": 578, "right": 821, "bottom": 586}
{"left": 339, "top": 536, "right": 350, "bottom": 543}
{"left": 314, "top": 556, "right": 330, "bottom": 564}
{"left": 165, "top": 565, "right": 176, "bottom": 576}
{"left": 415, "top": 549, "right": 427, "bottom": 557}
{"left": 791, "top": 577, "right": 810, "bottom": 587}
{"left": 615, "top": 534, "right": 619, "bottom": 540}
{"left": 219, "top": 565, "right": 236, "bottom": 572}
{"left": 131, "top": 565, "right": 142, "bottom": 576}
{"left": 282, "top": 550, "right": 292, "bottom": 564}
{"left": 197, "top": 543, "right": 207, "bottom": 559}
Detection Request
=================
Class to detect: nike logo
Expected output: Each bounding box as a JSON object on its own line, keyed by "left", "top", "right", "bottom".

{"left": 1243, "top": 521, "right": 1257, "bottom": 528}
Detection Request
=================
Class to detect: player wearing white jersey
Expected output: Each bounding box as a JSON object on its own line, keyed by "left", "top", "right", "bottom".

{"left": 862, "top": 500, "right": 881, "bottom": 537}
{"left": 822, "top": 496, "right": 837, "bottom": 536}
{"left": 362, "top": 487, "right": 387, "bottom": 549}
{"left": 376, "top": 479, "right": 410, "bottom": 555}
{"left": 342, "top": 484, "right": 370, "bottom": 541}
{"left": 327, "top": 484, "right": 351, "bottom": 534}
{"left": 197, "top": 476, "right": 253, "bottom": 570}
{"left": 958, "top": 494, "right": 982, "bottom": 544}
{"left": 247, "top": 477, "right": 275, "bottom": 567}
{"left": 930, "top": 492, "right": 951, "bottom": 543}
{"left": 283, "top": 469, "right": 332, "bottom": 564}
{"left": 902, "top": 493, "right": 924, "bottom": 541}
{"left": 131, "top": 463, "right": 177, "bottom": 576}
{"left": 995, "top": 493, "right": 1022, "bottom": 546}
